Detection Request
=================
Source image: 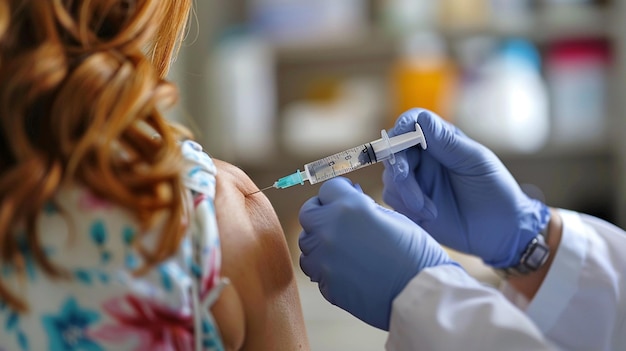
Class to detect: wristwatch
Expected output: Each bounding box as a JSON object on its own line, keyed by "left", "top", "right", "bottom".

{"left": 496, "top": 228, "right": 550, "bottom": 278}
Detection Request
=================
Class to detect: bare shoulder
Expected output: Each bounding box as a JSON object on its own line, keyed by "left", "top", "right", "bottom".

{"left": 212, "top": 159, "right": 293, "bottom": 285}
{"left": 212, "top": 159, "right": 309, "bottom": 350}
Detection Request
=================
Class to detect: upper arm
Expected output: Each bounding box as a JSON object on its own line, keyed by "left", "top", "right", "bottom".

{"left": 212, "top": 159, "right": 309, "bottom": 350}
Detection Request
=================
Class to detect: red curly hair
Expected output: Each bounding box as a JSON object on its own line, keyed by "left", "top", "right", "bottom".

{"left": 0, "top": 0, "right": 193, "bottom": 312}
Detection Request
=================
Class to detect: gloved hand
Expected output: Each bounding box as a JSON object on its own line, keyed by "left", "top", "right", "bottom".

{"left": 382, "top": 108, "right": 550, "bottom": 268}
{"left": 299, "top": 177, "right": 458, "bottom": 331}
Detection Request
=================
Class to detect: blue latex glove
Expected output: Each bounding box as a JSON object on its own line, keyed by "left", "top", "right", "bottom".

{"left": 382, "top": 108, "right": 550, "bottom": 268}
{"left": 299, "top": 177, "right": 458, "bottom": 331}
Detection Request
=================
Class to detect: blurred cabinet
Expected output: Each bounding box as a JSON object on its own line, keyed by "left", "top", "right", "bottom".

{"left": 178, "top": 0, "right": 625, "bottom": 228}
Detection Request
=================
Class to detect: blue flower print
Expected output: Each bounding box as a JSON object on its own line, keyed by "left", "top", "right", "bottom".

{"left": 0, "top": 235, "right": 55, "bottom": 281}
{"left": 1, "top": 301, "right": 29, "bottom": 351}
{"left": 44, "top": 201, "right": 58, "bottom": 215}
{"left": 42, "top": 297, "right": 103, "bottom": 351}
{"left": 4, "top": 236, "right": 40, "bottom": 280}
{"left": 89, "top": 221, "right": 111, "bottom": 264}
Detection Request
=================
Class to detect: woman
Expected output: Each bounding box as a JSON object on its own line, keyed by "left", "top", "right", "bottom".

{"left": 0, "top": 1, "right": 309, "bottom": 349}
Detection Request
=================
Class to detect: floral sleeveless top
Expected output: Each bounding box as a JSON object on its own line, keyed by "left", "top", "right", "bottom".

{"left": 0, "top": 140, "right": 226, "bottom": 351}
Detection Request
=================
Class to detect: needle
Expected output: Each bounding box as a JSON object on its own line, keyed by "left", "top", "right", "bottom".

{"left": 245, "top": 185, "right": 274, "bottom": 197}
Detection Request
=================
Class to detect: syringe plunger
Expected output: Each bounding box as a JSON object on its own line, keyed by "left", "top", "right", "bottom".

{"left": 252, "top": 122, "right": 426, "bottom": 194}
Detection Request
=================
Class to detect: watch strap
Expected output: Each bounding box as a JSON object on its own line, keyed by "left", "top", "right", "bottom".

{"left": 495, "top": 226, "right": 550, "bottom": 278}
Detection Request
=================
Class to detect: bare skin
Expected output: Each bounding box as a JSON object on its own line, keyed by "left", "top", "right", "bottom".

{"left": 210, "top": 159, "right": 310, "bottom": 350}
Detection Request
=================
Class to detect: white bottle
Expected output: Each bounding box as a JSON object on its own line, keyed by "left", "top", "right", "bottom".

{"left": 455, "top": 39, "right": 550, "bottom": 154}
{"left": 206, "top": 28, "right": 277, "bottom": 165}
{"left": 546, "top": 39, "right": 610, "bottom": 149}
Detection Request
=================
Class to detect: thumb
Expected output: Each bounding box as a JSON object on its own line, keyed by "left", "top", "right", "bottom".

{"left": 317, "top": 177, "right": 369, "bottom": 205}
{"left": 416, "top": 111, "right": 488, "bottom": 171}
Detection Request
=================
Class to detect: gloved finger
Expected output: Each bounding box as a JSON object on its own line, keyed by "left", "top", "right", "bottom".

{"left": 382, "top": 166, "right": 423, "bottom": 210}
{"left": 383, "top": 149, "right": 411, "bottom": 181}
{"left": 388, "top": 108, "right": 431, "bottom": 138}
{"left": 299, "top": 253, "right": 320, "bottom": 283}
{"left": 298, "top": 196, "right": 323, "bottom": 231}
{"left": 298, "top": 229, "right": 319, "bottom": 256}
{"left": 382, "top": 170, "right": 437, "bottom": 221}
{"left": 317, "top": 177, "right": 370, "bottom": 205}
{"left": 398, "top": 177, "right": 437, "bottom": 219}
{"left": 317, "top": 278, "right": 337, "bottom": 307}
{"left": 415, "top": 110, "right": 490, "bottom": 170}
{"left": 385, "top": 110, "right": 428, "bottom": 181}
{"left": 417, "top": 195, "right": 437, "bottom": 222}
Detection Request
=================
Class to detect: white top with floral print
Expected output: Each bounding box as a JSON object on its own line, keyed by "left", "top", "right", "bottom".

{"left": 0, "top": 140, "right": 225, "bottom": 351}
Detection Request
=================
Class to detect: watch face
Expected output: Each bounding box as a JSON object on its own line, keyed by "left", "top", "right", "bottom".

{"left": 524, "top": 242, "right": 550, "bottom": 270}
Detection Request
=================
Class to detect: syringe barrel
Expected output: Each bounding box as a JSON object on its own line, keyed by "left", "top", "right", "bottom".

{"left": 296, "top": 123, "right": 426, "bottom": 186}
{"left": 304, "top": 143, "right": 376, "bottom": 184}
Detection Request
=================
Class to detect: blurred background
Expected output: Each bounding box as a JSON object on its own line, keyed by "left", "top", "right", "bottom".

{"left": 169, "top": 0, "right": 626, "bottom": 349}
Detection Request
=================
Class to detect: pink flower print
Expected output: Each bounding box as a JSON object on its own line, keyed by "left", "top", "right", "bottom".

{"left": 90, "top": 295, "right": 194, "bottom": 351}
{"left": 193, "top": 193, "right": 207, "bottom": 209}
{"left": 202, "top": 246, "right": 221, "bottom": 299}
{"left": 79, "top": 191, "right": 112, "bottom": 211}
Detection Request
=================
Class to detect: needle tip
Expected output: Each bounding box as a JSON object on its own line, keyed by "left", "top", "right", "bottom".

{"left": 245, "top": 185, "right": 274, "bottom": 197}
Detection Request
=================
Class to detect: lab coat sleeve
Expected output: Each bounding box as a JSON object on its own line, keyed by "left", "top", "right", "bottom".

{"left": 386, "top": 265, "right": 557, "bottom": 351}
{"left": 387, "top": 208, "right": 626, "bottom": 351}
{"left": 502, "top": 209, "right": 626, "bottom": 351}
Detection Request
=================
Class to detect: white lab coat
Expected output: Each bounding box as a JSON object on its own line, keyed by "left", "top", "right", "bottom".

{"left": 386, "top": 209, "right": 626, "bottom": 351}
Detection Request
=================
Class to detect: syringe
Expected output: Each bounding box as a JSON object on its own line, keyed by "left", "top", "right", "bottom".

{"left": 249, "top": 122, "right": 426, "bottom": 195}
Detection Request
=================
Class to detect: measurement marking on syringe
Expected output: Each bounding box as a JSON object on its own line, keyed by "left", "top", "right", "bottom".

{"left": 249, "top": 123, "right": 426, "bottom": 194}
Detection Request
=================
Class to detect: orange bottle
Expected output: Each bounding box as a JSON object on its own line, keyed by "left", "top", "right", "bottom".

{"left": 389, "top": 32, "right": 458, "bottom": 127}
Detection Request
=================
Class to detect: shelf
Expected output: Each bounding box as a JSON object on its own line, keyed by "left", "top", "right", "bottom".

{"left": 495, "top": 143, "right": 612, "bottom": 161}
{"left": 183, "top": 0, "right": 626, "bottom": 230}
{"left": 274, "top": 31, "right": 396, "bottom": 66}
{"left": 439, "top": 4, "right": 612, "bottom": 42}
{"left": 273, "top": 5, "right": 613, "bottom": 67}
